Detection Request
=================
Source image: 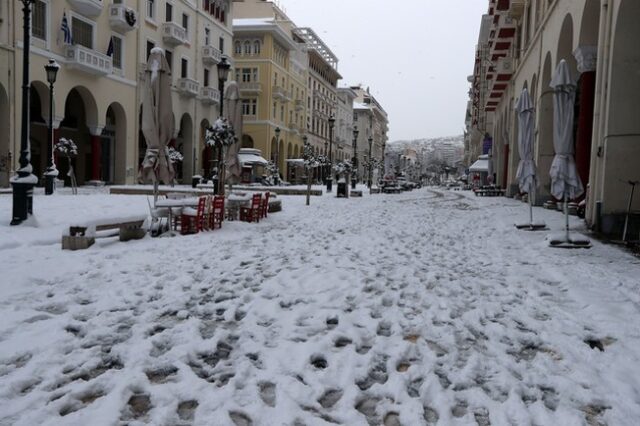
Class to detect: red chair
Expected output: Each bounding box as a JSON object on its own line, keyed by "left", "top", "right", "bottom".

{"left": 210, "top": 196, "right": 225, "bottom": 229}
{"left": 240, "top": 193, "right": 262, "bottom": 223}
{"left": 181, "top": 196, "right": 207, "bottom": 234}
{"left": 259, "top": 192, "right": 270, "bottom": 219}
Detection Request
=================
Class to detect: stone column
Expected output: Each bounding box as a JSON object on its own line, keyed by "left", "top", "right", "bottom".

{"left": 573, "top": 46, "right": 598, "bottom": 197}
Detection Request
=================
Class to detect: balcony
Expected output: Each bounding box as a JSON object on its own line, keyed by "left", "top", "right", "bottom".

{"left": 202, "top": 45, "right": 222, "bottom": 65}
{"left": 177, "top": 78, "right": 199, "bottom": 97}
{"left": 508, "top": 0, "right": 525, "bottom": 19}
{"left": 272, "top": 86, "right": 291, "bottom": 102}
{"left": 200, "top": 86, "right": 220, "bottom": 105}
{"left": 109, "top": 4, "right": 137, "bottom": 33}
{"left": 162, "top": 22, "right": 187, "bottom": 46}
{"left": 68, "top": 0, "right": 103, "bottom": 18}
{"left": 288, "top": 123, "right": 299, "bottom": 134}
{"left": 242, "top": 115, "right": 258, "bottom": 122}
{"left": 65, "top": 45, "right": 112, "bottom": 76}
{"left": 238, "top": 82, "right": 262, "bottom": 95}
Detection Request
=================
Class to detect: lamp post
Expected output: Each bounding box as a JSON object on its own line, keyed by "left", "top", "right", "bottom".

{"left": 351, "top": 126, "right": 359, "bottom": 189}
{"left": 323, "top": 140, "right": 328, "bottom": 185}
{"left": 274, "top": 126, "right": 281, "bottom": 186}
{"left": 327, "top": 115, "right": 335, "bottom": 192}
{"left": 215, "top": 56, "right": 231, "bottom": 195}
{"left": 11, "top": 0, "right": 37, "bottom": 225}
{"left": 367, "top": 136, "right": 373, "bottom": 189}
{"left": 44, "top": 59, "right": 59, "bottom": 195}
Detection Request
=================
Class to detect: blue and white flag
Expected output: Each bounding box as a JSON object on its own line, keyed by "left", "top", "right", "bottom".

{"left": 60, "top": 12, "right": 72, "bottom": 45}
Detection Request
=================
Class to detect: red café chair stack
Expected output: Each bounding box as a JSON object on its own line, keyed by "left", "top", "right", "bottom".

{"left": 181, "top": 196, "right": 207, "bottom": 234}
{"left": 210, "top": 195, "right": 225, "bottom": 230}
{"left": 240, "top": 193, "right": 262, "bottom": 223}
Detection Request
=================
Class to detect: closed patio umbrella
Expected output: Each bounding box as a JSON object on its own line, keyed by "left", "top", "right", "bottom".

{"left": 224, "top": 81, "right": 243, "bottom": 188}
{"left": 515, "top": 88, "right": 545, "bottom": 230}
{"left": 549, "top": 59, "right": 589, "bottom": 247}
{"left": 139, "top": 48, "right": 175, "bottom": 203}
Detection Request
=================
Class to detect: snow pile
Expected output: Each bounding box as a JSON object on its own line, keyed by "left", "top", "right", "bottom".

{"left": 1, "top": 186, "right": 640, "bottom": 425}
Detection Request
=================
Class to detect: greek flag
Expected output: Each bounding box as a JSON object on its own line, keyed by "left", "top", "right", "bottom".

{"left": 106, "top": 37, "right": 114, "bottom": 57}
{"left": 60, "top": 12, "right": 72, "bottom": 45}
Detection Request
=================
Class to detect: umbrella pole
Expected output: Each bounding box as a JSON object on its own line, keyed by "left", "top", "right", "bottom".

{"left": 153, "top": 180, "right": 159, "bottom": 207}
{"left": 622, "top": 181, "right": 636, "bottom": 242}
{"left": 564, "top": 192, "right": 570, "bottom": 243}
{"left": 529, "top": 190, "right": 534, "bottom": 226}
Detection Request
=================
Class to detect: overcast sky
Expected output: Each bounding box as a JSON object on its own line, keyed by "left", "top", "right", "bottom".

{"left": 278, "top": 0, "right": 487, "bottom": 142}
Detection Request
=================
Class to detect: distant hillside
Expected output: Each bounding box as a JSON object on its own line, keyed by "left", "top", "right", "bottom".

{"left": 388, "top": 135, "right": 464, "bottom": 152}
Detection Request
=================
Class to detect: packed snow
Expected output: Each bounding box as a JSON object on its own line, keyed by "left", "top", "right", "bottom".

{"left": 1, "top": 186, "right": 639, "bottom": 426}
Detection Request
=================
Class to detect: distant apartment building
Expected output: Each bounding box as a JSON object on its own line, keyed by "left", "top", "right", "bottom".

{"left": 0, "top": 0, "right": 235, "bottom": 187}
{"left": 352, "top": 86, "right": 389, "bottom": 184}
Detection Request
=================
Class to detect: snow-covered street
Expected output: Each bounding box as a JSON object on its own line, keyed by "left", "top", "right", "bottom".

{"left": 1, "top": 188, "right": 640, "bottom": 426}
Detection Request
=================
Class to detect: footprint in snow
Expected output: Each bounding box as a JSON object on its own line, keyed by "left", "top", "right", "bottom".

{"left": 258, "top": 382, "right": 276, "bottom": 407}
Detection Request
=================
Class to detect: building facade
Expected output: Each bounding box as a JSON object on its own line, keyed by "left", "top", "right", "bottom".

{"left": 232, "top": 0, "right": 309, "bottom": 182}
{"left": 336, "top": 87, "right": 357, "bottom": 164}
{"left": 1, "top": 0, "right": 234, "bottom": 188}
{"left": 352, "top": 86, "right": 389, "bottom": 184}
{"left": 467, "top": 0, "right": 640, "bottom": 236}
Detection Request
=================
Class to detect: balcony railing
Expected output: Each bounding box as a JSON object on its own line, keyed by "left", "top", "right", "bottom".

{"left": 162, "top": 22, "right": 187, "bottom": 46}
{"left": 202, "top": 46, "right": 222, "bottom": 65}
{"left": 109, "top": 4, "right": 137, "bottom": 33}
{"left": 238, "top": 82, "right": 262, "bottom": 94}
{"left": 294, "top": 99, "right": 304, "bottom": 111}
{"left": 177, "top": 78, "right": 200, "bottom": 97}
{"left": 288, "top": 123, "right": 299, "bottom": 134}
{"left": 68, "top": 0, "right": 103, "bottom": 18}
{"left": 200, "top": 86, "right": 220, "bottom": 104}
{"left": 65, "top": 44, "right": 112, "bottom": 76}
{"left": 272, "top": 86, "right": 291, "bottom": 102}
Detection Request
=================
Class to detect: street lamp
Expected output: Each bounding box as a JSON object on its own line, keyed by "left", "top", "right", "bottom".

{"left": 44, "top": 59, "right": 59, "bottom": 195}
{"left": 327, "top": 115, "right": 335, "bottom": 192}
{"left": 351, "top": 126, "right": 359, "bottom": 189}
{"left": 11, "top": 0, "right": 37, "bottom": 225}
{"left": 274, "top": 127, "right": 281, "bottom": 186}
{"left": 367, "top": 136, "right": 373, "bottom": 189}
{"left": 214, "top": 55, "right": 231, "bottom": 194}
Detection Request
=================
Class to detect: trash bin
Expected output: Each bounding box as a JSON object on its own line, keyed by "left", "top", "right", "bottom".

{"left": 337, "top": 181, "right": 348, "bottom": 198}
{"left": 192, "top": 175, "right": 202, "bottom": 188}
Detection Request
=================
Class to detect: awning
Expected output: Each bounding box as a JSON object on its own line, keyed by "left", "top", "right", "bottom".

{"left": 238, "top": 152, "right": 268, "bottom": 166}
{"left": 469, "top": 158, "right": 489, "bottom": 173}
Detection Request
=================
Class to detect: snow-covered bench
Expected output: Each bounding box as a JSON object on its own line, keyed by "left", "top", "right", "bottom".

{"left": 62, "top": 215, "right": 148, "bottom": 250}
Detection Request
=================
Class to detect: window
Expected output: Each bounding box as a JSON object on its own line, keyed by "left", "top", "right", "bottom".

{"left": 241, "top": 68, "right": 252, "bottom": 82}
{"left": 72, "top": 16, "right": 94, "bottom": 49}
{"left": 146, "top": 40, "right": 155, "bottom": 60}
{"left": 273, "top": 102, "right": 277, "bottom": 118}
{"left": 242, "top": 99, "right": 257, "bottom": 116}
{"left": 243, "top": 41, "right": 251, "bottom": 55}
{"left": 280, "top": 105, "right": 284, "bottom": 121}
{"left": 112, "top": 36, "right": 123, "bottom": 69}
{"left": 165, "top": 3, "right": 172, "bottom": 22}
{"left": 181, "top": 58, "right": 188, "bottom": 79}
{"left": 182, "top": 13, "right": 189, "bottom": 33}
{"left": 204, "top": 68, "right": 210, "bottom": 87}
{"left": 203, "top": 27, "right": 210, "bottom": 46}
{"left": 32, "top": 1, "right": 47, "bottom": 41}
{"left": 253, "top": 40, "right": 261, "bottom": 55}
{"left": 147, "top": 0, "right": 155, "bottom": 19}
{"left": 165, "top": 49, "right": 173, "bottom": 71}
{"left": 234, "top": 41, "right": 241, "bottom": 54}
{"left": 219, "top": 37, "right": 224, "bottom": 54}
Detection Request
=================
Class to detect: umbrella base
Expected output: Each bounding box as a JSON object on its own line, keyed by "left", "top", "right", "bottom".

{"left": 515, "top": 222, "right": 547, "bottom": 231}
{"left": 548, "top": 234, "right": 592, "bottom": 249}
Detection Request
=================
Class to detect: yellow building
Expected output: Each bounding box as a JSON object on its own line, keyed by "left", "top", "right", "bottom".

{"left": 0, "top": 0, "right": 235, "bottom": 187}
{"left": 232, "top": 0, "right": 308, "bottom": 182}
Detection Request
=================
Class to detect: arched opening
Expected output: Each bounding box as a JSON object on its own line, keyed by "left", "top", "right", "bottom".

{"left": 177, "top": 114, "right": 194, "bottom": 183}
{"left": 241, "top": 134, "right": 254, "bottom": 149}
{"left": 286, "top": 142, "right": 293, "bottom": 181}
{"left": 102, "top": 103, "right": 126, "bottom": 184}
{"left": 572, "top": 0, "right": 600, "bottom": 198}
{"left": 59, "top": 87, "right": 100, "bottom": 185}
{"left": 138, "top": 105, "right": 145, "bottom": 175}
{"left": 200, "top": 119, "right": 212, "bottom": 180}
{"left": 278, "top": 138, "right": 285, "bottom": 171}
{"left": 28, "top": 82, "right": 48, "bottom": 184}
{"left": 0, "top": 84, "right": 9, "bottom": 187}
{"left": 599, "top": 0, "right": 640, "bottom": 216}
{"left": 270, "top": 137, "right": 277, "bottom": 163}
{"left": 536, "top": 52, "right": 555, "bottom": 203}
